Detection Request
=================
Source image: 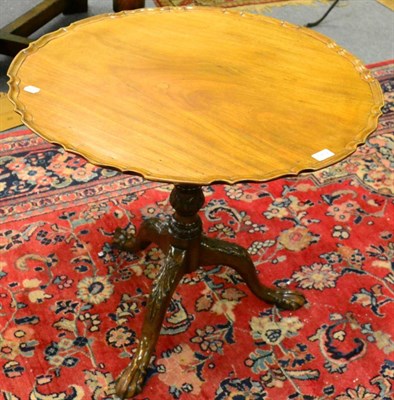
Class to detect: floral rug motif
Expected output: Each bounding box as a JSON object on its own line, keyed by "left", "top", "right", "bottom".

{"left": 0, "top": 61, "right": 393, "bottom": 400}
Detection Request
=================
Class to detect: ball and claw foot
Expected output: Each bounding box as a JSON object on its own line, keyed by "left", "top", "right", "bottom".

{"left": 268, "top": 287, "right": 306, "bottom": 311}
{"left": 115, "top": 359, "right": 146, "bottom": 399}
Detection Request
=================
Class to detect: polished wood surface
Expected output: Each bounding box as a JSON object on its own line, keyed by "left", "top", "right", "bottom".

{"left": 8, "top": 7, "right": 383, "bottom": 184}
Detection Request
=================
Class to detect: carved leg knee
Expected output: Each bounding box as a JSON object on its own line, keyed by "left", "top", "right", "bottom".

{"left": 113, "top": 218, "right": 169, "bottom": 253}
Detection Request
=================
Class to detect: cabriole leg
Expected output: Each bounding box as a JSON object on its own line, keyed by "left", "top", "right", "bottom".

{"left": 199, "top": 236, "right": 305, "bottom": 311}
{"left": 115, "top": 245, "right": 187, "bottom": 399}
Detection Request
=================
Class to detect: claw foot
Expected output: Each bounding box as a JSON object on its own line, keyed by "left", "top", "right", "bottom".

{"left": 268, "top": 288, "right": 306, "bottom": 310}
{"left": 115, "top": 360, "right": 146, "bottom": 399}
{"left": 113, "top": 227, "right": 138, "bottom": 252}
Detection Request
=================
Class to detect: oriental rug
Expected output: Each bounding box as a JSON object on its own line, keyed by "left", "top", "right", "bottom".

{"left": 0, "top": 61, "right": 393, "bottom": 400}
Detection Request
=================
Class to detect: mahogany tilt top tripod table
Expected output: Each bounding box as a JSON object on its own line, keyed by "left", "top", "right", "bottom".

{"left": 8, "top": 7, "right": 383, "bottom": 398}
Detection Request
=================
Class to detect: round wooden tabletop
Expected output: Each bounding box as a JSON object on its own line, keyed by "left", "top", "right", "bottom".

{"left": 8, "top": 7, "right": 384, "bottom": 185}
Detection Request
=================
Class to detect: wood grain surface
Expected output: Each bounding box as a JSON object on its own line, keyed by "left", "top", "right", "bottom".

{"left": 7, "top": 7, "right": 384, "bottom": 184}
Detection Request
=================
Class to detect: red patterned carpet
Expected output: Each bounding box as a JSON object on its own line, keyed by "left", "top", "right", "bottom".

{"left": 0, "top": 61, "right": 393, "bottom": 399}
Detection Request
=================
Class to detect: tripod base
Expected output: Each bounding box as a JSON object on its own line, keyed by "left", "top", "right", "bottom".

{"left": 113, "top": 185, "right": 305, "bottom": 398}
